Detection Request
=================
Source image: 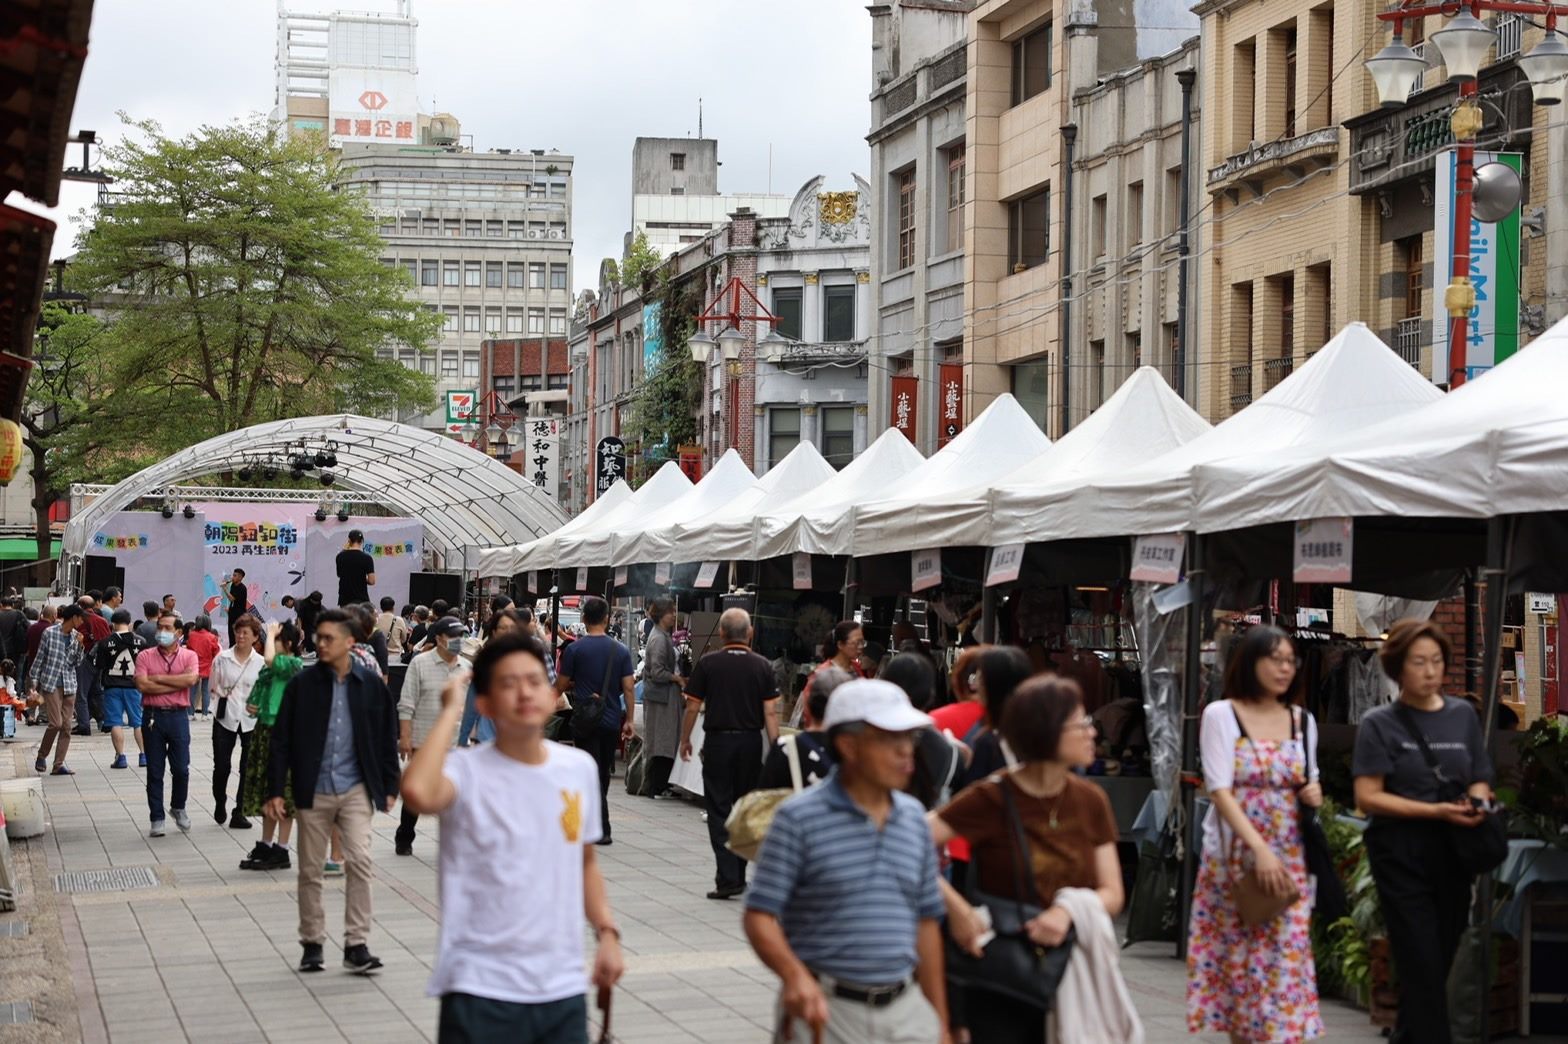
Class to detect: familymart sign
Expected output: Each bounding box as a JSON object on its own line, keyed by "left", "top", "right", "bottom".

{"left": 1432, "top": 148, "right": 1521, "bottom": 384}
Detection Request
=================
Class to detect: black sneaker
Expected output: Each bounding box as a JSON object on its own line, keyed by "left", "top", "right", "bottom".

{"left": 298, "top": 942, "right": 325, "bottom": 973}
{"left": 342, "top": 943, "right": 383, "bottom": 975}
{"left": 266, "top": 847, "right": 291, "bottom": 870}
{"left": 239, "top": 842, "right": 271, "bottom": 869}
{"left": 394, "top": 842, "right": 412, "bottom": 856}
{"left": 228, "top": 811, "right": 253, "bottom": 830}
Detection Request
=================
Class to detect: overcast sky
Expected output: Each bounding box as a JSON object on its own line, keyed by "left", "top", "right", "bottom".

{"left": 21, "top": 0, "right": 873, "bottom": 294}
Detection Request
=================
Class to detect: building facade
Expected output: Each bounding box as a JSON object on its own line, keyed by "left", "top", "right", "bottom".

{"left": 336, "top": 144, "right": 575, "bottom": 433}
{"left": 629, "top": 137, "right": 791, "bottom": 256}
{"left": 867, "top": 0, "right": 973, "bottom": 454}
{"left": 560, "top": 270, "right": 648, "bottom": 514}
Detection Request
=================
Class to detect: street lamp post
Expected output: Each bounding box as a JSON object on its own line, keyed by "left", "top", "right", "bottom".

{"left": 1367, "top": 0, "right": 1568, "bottom": 386}
{"left": 688, "top": 276, "right": 783, "bottom": 465}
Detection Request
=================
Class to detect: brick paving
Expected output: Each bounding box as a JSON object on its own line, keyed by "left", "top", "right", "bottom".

{"left": 1, "top": 728, "right": 1389, "bottom": 1042}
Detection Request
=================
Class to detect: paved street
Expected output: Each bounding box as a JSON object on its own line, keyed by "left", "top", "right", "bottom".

{"left": 1, "top": 730, "right": 1388, "bottom": 1043}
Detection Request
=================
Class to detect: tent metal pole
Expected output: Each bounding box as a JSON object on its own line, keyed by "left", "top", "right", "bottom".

{"left": 1176, "top": 532, "right": 1206, "bottom": 960}
{"left": 550, "top": 571, "right": 561, "bottom": 664}
{"left": 981, "top": 580, "right": 998, "bottom": 645}
{"left": 843, "top": 557, "right": 857, "bottom": 619}
{"left": 1474, "top": 515, "right": 1512, "bottom": 1044}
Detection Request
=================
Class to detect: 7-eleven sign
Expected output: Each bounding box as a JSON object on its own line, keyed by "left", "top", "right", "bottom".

{"left": 446, "top": 390, "right": 476, "bottom": 424}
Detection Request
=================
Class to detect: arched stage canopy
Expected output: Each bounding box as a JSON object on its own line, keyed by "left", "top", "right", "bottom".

{"left": 61, "top": 414, "right": 568, "bottom": 573}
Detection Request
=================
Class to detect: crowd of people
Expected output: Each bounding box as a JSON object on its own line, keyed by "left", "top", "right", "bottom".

{"left": 1, "top": 563, "right": 1501, "bottom": 1044}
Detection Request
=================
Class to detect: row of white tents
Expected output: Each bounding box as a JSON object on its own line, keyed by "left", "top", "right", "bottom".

{"left": 477, "top": 318, "right": 1568, "bottom": 587}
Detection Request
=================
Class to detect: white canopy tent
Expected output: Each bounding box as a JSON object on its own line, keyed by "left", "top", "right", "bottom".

{"left": 1193, "top": 315, "right": 1568, "bottom": 531}
{"left": 539, "top": 461, "right": 693, "bottom": 571}
{"left": 474, "top": 479, "right": 633, "bottom": 578}
{"left": 666, "top": 442, "right": 839, "bottom": 563}
{"left": 610, "top": 450, "right": 758, "bottom": 567}
{"left": 987, "top": 324, "right": 1443, "bottom": 544}
{"left": 850, "top": 394, "right": 1052, "bottom": 557}
{"left": 754, "top": 428, "right": 928, "bottom": 559}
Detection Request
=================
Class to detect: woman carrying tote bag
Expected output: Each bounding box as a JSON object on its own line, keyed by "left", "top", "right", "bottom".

{"left": 1186, "top": 625, "right": 1324, "bottom": 1043}
{"left": 1353, "top": 618, "right": 1498, "bottom": 1044}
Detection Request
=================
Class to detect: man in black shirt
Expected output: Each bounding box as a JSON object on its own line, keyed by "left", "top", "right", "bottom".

{"left": 678, "top": 607, "right": 779, "bottom": 900}
{"left": 226, "top": 569, "right": 249, "bottom": 645}
{"left": 335, "top": 530, "right": 377, "bottom": 607}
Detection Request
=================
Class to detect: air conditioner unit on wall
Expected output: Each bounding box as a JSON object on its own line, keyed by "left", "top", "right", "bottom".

{"left": 529, "top": 230, "right": 542, "bottom": 239}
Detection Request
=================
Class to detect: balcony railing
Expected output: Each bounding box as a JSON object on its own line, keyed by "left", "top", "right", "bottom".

{"left": 1229, "top": 363, "right": 1253, "bottom": 412}
{"left": 1395, "top": 316, "right": 1424, "bottom": 368}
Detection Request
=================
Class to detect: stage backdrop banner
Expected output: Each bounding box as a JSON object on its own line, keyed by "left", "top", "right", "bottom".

{"left": 304, "top": 516, "right": 424, "bottom": 608}
{"left": 92, "top": 511, "right": 205, "bottom": 622}
{"left": 191, "top": 503, "right": 310, "bottom": 632}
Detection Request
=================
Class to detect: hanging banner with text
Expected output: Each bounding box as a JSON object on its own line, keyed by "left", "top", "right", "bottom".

{"left": 1293, "top": 518, "right": 1353, "bottom": 584}
{"left": 792, "top": 553, "right": 813, "bottom": 591}
{"left": 614, "top": 566, "right": 628, "bottom": 589}
{"left": 1130, "top": 533, "right": 1186, "bottom": 584}
{"left": 194, "top": 503, "right": 310, "bottom": 631}
{"left": 1433, "top": 148, "right": 1521, "bottom": 384}
{"left": 911, "top": 548, "right": 942, "bottom": 592}
{"left": 595, "top": 436, "right": 627, "bottom": 498}
{"left": 524, "top": 418, "right": 560, "bottom": 498}
{"left": 93, "top": 511, "right": 206, "bottom": 623}
{"left": 986, "top": 544, "right": 1025, "bottom": 586}
{"left": 575, "top": 567, "right": 588, "bottom": 591}
{"left": 654, "top": 562, "right": 672, "bottom": 585}
{"left": 938, "top": 364, "right": 964, "bottom": 448}
{"left": 890, "top": 376, "right": 918, "bottom": 443}
{"left": 695, "top": 562, "right": 720, "bottom": 589}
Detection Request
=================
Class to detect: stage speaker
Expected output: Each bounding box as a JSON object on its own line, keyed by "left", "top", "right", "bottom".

{"left": 84, "top": 555, "right": 122, "bottom": 593}
{"left": 408, "top": 571, "right": 463, "bottom": 609}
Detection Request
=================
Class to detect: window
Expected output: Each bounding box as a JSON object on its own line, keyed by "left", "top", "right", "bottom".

{"left": 529, "top": 263, "right": 546, "bottom": 289}
{"left": 1233, "top": 40, "right": 1256, "bottom": 151}
{"left": 486, "top": 263, "right": 502, "bottom": 288}
{"left": 493, "top": 375, "right": 516, "bottom": 397}
{"left": 507, "top": 263, "right": 525, "bottom": 288}
{"left": 945, "top": 145, "right": 966, "bottom": 254}
{"left": 529, "top": 309, "right": 544, "bottom": 334}
{"left": 1402, "top": 237, "right": 1423, "bottom": 318}
{"left": 401, "top": 259, "right": 416, "bottom": 283}
{"left": 485, "top": 308, "right": 501, "bottom": 333}
{"left": 820, "top": 407, "right": 854, "bottom": 469}
{"left": 550, "top": 180, "right": 566, "bottom": 198}
{"left": 423, "top": 218, "right": 439, "bottom": 236}
{"left": 399, "top": 349, "right": 416, "bottom": 370}
{"left": 548, "top": 373, "right": 568, "bottom": 390}
{"left": 487, "top": 220, "right": 503, "bottom": 238}
{"left": 549, "top": 310, "right": 567, "bottom": 335}
{"left": 442, "top": 306, "right": 458, "bottom": 333}
{"left": 419, "top": 353, "right": 435, "bottom": 376}
{"left": 1278, "top": 274, "right": 1295, "bottom": 358}
{"left": 444, "top": 219, "right": 461, "bottom": 238}
{"left": 773, "top": 287, "right": 803, "bottom": 341}
{"left": 769, "top": 408, "right": 801, "bottom": 467}
{"left": 823, "top": 284, "right": 856, "bottom": 342}
{"left": 441, "top": 352, "right": 459, "bottom": 378}
{"left": 1008, "top": 188, "right": 1050, "bottom": 272}
{"left": 443, "top": 261, "right": 460, "bottom": 287}
{"left": 896, "top": 169, "right": 916, "bottom": 270}
{"left": 548, "top": 222, "right": 567, "bottom": 239}
{"left": 1309, "top": 263, "right": 1332, "bottom": 345}
{"left": 1283, "top": 27, "right": 1299, "bottom": 138}
{"left": 1011, "top": 23, "right": 1052, "bottom": 105}
{"left": 1165, "top": 168, "right": 1183, "bottom": 236}
{"left": 1128, "top": 330, "right": 1143, "bottom": 370}
{"left": 1011, "top": 361, "right": 1050, "bottom": 433}
{"left": 1091, "top": 194, "right": 1107, "bottom": 260}
{"left": 421, "top": 260, "right": 438, "bottom": 286}
{"left": 1126, "top": 181, "right": 1144, "bottom": 249}
{"left": 507, "top": 220, "right": 525, "bottom": 239}
{"left": 464, "top": 262, "right": 481, "bottom": 288}
{"left": 670, "top": 186, "right": 685, "bottom": 196}
{"left": 671, "top": 152, "right": 686, "bottom": 170}
{"left": 521, "top": 375, "right": 543, "bottom": 393}
{"left": 506, "top": 309, "right": 524, "bottom": 333}
{"left": 550, "top": 264, "right": 568, "bottom": 290}
{"left": 464, "top": 220, "right": 482, "bottom": 238}
{"left": 462, "top": 354, "right": 479, "bottom": 379}
{"left": 463, "top": 307, "right": 480, "bottom": 333}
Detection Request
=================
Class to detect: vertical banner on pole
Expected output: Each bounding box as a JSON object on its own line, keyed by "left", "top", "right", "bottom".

{"left": 1432, "top": 148, "right": 1521, "bottom": 384}
{"left": 890, "top": 376, "right": 918, "bottom": 443}
{"left": 938, "top": 364, "right": 964, "bottom": 448}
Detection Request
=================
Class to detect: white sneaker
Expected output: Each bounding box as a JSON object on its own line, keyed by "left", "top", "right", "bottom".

{"left": 173, "top": 810, "right": 191, "bottom": 832}
{"left": 149, "top": 820, "right": 166, "bottom": 837}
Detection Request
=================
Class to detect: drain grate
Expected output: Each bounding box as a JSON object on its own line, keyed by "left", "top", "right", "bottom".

{"left": 0, "top": 921, "right": 27, "bottom": 937}
{"left": 0, "top": 1001, "right": 33, "bottom": 1025}
{"left": 52, "top": 867, "right": 160, "bottom": 894}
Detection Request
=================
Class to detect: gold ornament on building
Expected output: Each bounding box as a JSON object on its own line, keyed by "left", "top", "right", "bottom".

{"left": 819, "top": 191, "right": 858, "bottom": 227}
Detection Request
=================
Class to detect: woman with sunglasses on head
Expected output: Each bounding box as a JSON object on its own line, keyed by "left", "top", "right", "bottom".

{"left": 1187, "top": 625, "right": 1323, "bottom": 1043}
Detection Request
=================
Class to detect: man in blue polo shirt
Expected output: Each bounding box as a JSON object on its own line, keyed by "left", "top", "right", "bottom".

{"left": 743, "top": 679, "right": 950, "bottom": 1044}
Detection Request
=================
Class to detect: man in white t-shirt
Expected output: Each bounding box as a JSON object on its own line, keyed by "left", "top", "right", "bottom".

{"left": 401, "top": 630, "right": 625, "bottom": 1042}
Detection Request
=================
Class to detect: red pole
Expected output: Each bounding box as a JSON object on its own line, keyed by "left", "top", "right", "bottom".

{"left": 1448, "top": 78, "right": 1478, "bottom": 389}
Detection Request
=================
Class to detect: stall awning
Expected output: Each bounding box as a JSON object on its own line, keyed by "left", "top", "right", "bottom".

{"left": 0, "top": 537, "right": 59, "bottom": 561}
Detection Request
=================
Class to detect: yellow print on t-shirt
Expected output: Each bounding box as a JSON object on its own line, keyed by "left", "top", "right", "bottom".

{"left": 560, "top": 789, "right": 582, "bottom": 843}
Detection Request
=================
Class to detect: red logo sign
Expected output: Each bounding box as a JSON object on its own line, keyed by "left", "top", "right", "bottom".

{"left": 358, "top": 90, "right": 389, "bottom": 111}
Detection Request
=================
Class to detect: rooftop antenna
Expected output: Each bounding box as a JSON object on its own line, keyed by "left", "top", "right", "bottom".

{"left": 698, "top": 98, "right": 703, "bottom": 139}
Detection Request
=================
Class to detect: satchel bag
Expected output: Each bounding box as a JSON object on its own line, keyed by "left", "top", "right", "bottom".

{"left": 570, "top": 653, "right": 621, "bottom": 745}
{"left": 944, "top": 777, "right": 1076, "bottom": 1013}
{"left": 1392, "top": 703, "right": 1508, "bottom": 876}
{"left": 724, "top": 734, "right": 802, "bottom": 861}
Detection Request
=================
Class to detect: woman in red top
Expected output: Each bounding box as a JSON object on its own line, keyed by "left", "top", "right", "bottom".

{"left": 791, "top": 620, "right": 869, "bottom": 727}
{"left": 929, "top": 645, "right": 991, "bottom": 743}
{"left": 184, "top": 616, "right": 221, "bottom": 720}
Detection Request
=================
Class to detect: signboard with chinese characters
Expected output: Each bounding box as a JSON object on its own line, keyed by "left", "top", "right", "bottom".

{"left": 524, "top": 418, "right": 560, "bottom": 498}
{"left": 1129, "top": 533, "right": 1186, "bottom": 584}
{"left": 986, "top": 544, "right": 1025, "bottom": 587}
{"left": 1292, "top": 518, "right": 1353, "bottom": 584}
{"left": 678, "top": 445, "right": 703, "bottom": 483}
{"left": 1433, "top": 148, "right": 1522, "bottom": 383}
{"left": 614, "top": 566, "right": 628, "bottom": 589}
{"left": 446, "top": 390, "right": 476, "bottom": 425}
{"left": 792, "top": 553, "right": 813, "bottom": 591}
{"left": 890, "top": 376, "right": 918, "bottom": 443}
{"left": 695, "top": 562, "right": 720, "bottom": 589}
{"left": 911, "top": 548, "right": 942, "bottom": 592}
{"left": 328, "top": 68, "right": 418, "bottom": 146}
{"left": 595, "top": 437, "right": 627, "bottom": 498}
{"left": 575, "top": 567, "right": 588, "bottom": 591}
{"left": 654, "top": 562, "right": 672, "bottom": 585}
{"left": 938, "top": 364, "right": 964, "bottom": 448}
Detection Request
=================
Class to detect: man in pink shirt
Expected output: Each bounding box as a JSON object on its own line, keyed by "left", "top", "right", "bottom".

{"left": 135, "top": 613, "right": 200, "bottom": 837}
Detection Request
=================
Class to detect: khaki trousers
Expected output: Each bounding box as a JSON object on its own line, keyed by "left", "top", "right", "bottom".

{"left": 773, "top": 984, "right": 939, "bottom": 1044}
{"left": 36, "top": 688, "right": 74, "bottom": 765}
{"left": 295, "top": 784, "right": 375, "bottom": 947}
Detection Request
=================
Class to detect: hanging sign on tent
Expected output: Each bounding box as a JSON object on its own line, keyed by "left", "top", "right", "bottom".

{"left": 654, "top": 562, "right": 671, "bottom": 585}
{"left": 1130, "top": 533, "right": 1186, "bottom": 584}
{"left": 890, "top": 376, "right": 918, "bottom": 442}
{"left": 575, "top": 567, "right": 588, "bottom": 591}
{"left": 911, "top": 548, "right": 942, "bottom": 592}
{"left": 1293, "top": 518, "right": 1353, "bottom": 584}
{"left": 938, "top": 364, "right": 964, "bottom": 447}
{"left": 595, "top": 437, "right": 627, "bottom": 497}
{"left": 986, "top": 544, "right": 1026, "bottom": 587}
{"left": 792, "top": 553, "right": 813, "bottom": 591}
{"left": 695, "top": 562, "right": 720, "bottom": 589}
{"left": 615, "top": 566, "right": 628, "bottom": 589}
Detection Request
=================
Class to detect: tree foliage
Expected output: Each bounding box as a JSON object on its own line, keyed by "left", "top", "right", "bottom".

{"left": 67, "top": 116, "right": 441, "bottom": 464}
{"left": 619, "top": 230, "right": 662, "bottom": 291}
{"left": 623, "top": 275, "right": 703, "bottom": 483}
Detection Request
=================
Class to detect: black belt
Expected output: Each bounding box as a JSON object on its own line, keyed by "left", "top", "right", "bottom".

{"left": 705, "top": 728, "right": 757, "bottom": 734}
{"left": 816, "top": 974, "right": 909, "bottom": 1007}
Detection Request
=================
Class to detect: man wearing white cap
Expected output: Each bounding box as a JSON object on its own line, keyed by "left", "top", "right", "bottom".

{"left": 743, "top": 679, "right": 950, "bottom": 1044}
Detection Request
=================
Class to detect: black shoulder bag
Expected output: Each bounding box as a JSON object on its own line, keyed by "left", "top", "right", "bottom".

{"left": 944, "top": 776, "right": 1076, "bottom": 1013}
{"left": 1391, "top": 703, "right": 1507, "bottom": 876}
{"left": 569, "top": 648, "right": 620, "bottom": 745}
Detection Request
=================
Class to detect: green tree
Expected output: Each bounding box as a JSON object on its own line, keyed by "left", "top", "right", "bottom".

{"left": 68, "top": 116, "right": 441, "bottom": 461}
{"left": 618, "top": 230, "right": 662, "bottom": 291}
{"left": 623, "top": 276, "right": 703, "bottom": 482}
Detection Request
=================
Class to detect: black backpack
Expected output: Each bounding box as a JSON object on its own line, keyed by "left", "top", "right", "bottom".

{"left": 570, "top": 646, "right": 621, "bottom": 744}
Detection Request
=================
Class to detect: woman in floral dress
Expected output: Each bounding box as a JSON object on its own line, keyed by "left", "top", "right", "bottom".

{"left": 1188, "top": 625, "right": 1324, "bottom": 1043}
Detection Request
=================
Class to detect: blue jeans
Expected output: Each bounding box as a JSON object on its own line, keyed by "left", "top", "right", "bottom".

{"left": 190, "top": 677, "right": 210, "bottom": 715}
{"left": 456, "top": 681, "right": 495, "bottom": 745}
{"left": 144, "top": 705, "right": 190, "bottom": 823}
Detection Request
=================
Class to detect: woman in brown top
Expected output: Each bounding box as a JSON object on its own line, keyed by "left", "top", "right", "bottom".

{"left": 930, "top": 674, "right": 1122, "bottom": 1044}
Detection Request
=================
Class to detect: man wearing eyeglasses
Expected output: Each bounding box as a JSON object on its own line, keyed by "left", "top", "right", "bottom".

{"left": 266, "top": 608, "right": 401, "bottom": 977}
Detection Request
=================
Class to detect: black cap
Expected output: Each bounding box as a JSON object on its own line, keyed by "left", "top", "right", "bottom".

{"left": 431, "top": 618, "right": 468, "bottom": 640}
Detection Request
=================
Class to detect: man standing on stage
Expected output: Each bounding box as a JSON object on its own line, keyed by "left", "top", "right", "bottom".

{"left": 678, "top": 607, "right": 780, "bottom": 900}
{"left": 336, "top": 530, "right": 376, "bottom": 608}
{"left": 225, "top": 568, "right": 250, "bottom": 645}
